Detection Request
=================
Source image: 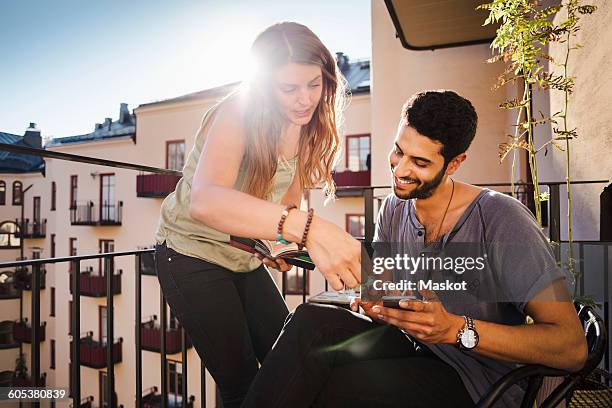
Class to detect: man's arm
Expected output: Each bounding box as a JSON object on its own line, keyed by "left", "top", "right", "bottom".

{"left": 371, "top": 280, "right": 588, "bottom": 372}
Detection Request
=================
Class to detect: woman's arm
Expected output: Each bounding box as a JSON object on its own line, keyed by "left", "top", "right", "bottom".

{"left": 189, "top": 100, "right": 361, "bottom": 290}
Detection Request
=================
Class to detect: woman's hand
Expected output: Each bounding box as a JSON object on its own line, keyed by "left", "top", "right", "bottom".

{"left": 306, "top": 216, "right": 361, "bottom": 291}
{"left": 255, "top": 254, "right": 293, "bottom": 272}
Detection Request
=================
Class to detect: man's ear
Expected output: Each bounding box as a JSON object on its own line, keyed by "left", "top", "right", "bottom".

{"left": 446, "top": 153, "right": 467, "bottom": 176}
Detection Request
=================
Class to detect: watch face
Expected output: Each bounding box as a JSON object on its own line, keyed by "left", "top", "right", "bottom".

{"left": 460, "top": 329, "right": 478, "bottom": 349}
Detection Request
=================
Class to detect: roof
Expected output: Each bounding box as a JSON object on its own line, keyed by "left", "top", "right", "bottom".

{"left": 384, "top": 0, "right": 498, "bottom": 50}
{"left": 137, "top": 56, "right": 371, "bottom": 109}
{"left": 0, "top": 131, "right": 45, "bottom": 174}
{"left": 46, "top": 104, "right": 135, "bottom": 148}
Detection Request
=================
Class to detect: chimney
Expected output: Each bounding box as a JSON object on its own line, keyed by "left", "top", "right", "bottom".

{"left": 23, "top": 123, "right": 42, "bottom": 148}
{"left": 335, "top": 52, "right": 349, "bottom": 72}
{"left": 104, "top": 117, "right": 112, "bottom": 130}
{"left": 119, "top": 103, "right": 129, "bottom": 124}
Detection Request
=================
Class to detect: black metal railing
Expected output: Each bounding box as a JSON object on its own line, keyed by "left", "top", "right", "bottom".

{"left": 1, "top": 141, "right": 610, "bottom": 407}
{"left": 15, "top": 218, "right": 47, "bottom": 238}
{"left": 70, "top": 200, "right": 123, "bottom": 225}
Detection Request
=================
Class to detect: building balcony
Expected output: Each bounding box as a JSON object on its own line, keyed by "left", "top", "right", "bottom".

{"left": 13, "top": 319, "right": 46, "bottom": 343}
{"left": 69, "top": 396, "right": 94, "bottom": 408}
{"left": 140, "top": 317, "right": 192, "bottom": 354}
{"left": 14, "top": 219, "right": 47, "bottom": 239}
{"left": 70, "top": 201, "right": 123, "bottom": 226}
{"left": 333, "top": 170, "right": 371, "bottom": 196}
{"left": 0, "top": 278, "right": 21, "bottom": 299}
{"left": 72, "top": 334, "right": 123, "bottom": 369}
{"left": 13, "top": 266, "right": 46, "bottom": 290}
{"left": 0, "top": 371, "right": 46, "bottom": 387}
{"left": 0, "top": 321, "right": 19, "bottom": 349}
{"left": 69, "top": 268, "right": 122, "bottom": 297}
{"left": 11, "top": 373, "right": 46, "bottom": 387}
{"left": 141, "top": 387, "right": 195, "bottom": 408}
{"left": 137, "top": 174, "right": 181, "bottom": 198}
{"left": 140, "top": 251, "right": 156, "bottom": 276}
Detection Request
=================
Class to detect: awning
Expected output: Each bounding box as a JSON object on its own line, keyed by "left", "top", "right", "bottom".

{"left": 384, "top": 0, "right": 499, "bottom": 50}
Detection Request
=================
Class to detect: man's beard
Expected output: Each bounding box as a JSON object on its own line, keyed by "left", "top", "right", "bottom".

{"left": 393, "top": 164, "right": 447, "bottom": 200}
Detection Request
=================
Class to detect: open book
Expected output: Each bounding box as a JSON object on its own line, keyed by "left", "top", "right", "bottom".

{"left": 229, "top": 236, "right": 315, "bottom": 270}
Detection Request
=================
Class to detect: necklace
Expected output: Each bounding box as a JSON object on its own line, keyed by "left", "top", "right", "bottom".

{"left": 425, "top": 178, "right": 455, "bottom": 245}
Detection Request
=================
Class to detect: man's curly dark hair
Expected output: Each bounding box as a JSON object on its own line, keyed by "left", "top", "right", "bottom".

{"left": 402, "top": 90, "right": 478, "bottom": 165}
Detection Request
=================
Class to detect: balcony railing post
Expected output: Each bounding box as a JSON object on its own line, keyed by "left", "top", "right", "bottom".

{"left": 31, "top": 262, "right": 41, "bottom": 396}
{"left": 106, "top": 256, "right": 115, "bottom": 407}
{"left": 135, "top": 254, "right": 142, "bottom": 408}
{"left": 201, "top": 361, "right": 206, "bottom": 408}
{"left": 71, "top": 260, "right": 81, "bottom": 405}
{"left": 364, "top": 187, "right": 375, "bottom": 243}
{"left": 181, "top": 327, "right": 188, "bottom": 408}
{"left": 549, "top": 184, "right": 561, "bottom": 243}
{"left": 161, "top": 291, "right": 168, "bottom": 408}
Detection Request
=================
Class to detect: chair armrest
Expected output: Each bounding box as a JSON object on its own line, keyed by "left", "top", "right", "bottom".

{"left": 476, "top": 364, "right": 569, "bottom": 408}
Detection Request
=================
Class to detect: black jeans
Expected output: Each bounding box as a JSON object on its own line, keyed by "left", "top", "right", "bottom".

{"left": 242, "top": 303, "right": 474, "bottom": 408}
{"left": 155, "top": 241, "right": 289, "bottom": 408}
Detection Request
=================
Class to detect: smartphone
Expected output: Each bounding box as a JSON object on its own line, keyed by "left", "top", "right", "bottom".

{"left": 382, "top": 295, "right": 419, "bottom": 310}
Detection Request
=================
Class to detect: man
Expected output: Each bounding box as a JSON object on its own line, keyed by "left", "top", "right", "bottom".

{"left": 242, "top": 90, "right": 587, "bottom": 407}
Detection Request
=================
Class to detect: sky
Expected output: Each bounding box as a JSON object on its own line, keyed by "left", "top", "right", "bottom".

{"left": 0, "top": 0, "right": 371, "bottom": 139}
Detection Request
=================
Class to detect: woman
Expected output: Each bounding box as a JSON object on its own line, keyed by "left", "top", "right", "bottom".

{"left": 154, "top": 22, "right": 361, "bottom": 407}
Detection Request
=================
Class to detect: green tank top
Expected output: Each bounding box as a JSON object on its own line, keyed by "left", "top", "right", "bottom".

{"left": 155, "top": 122, "right": 297, "bottom": 273}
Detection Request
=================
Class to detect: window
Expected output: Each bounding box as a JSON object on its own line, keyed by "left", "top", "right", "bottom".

{"left": 50, "top": 339, "right": 56, "bottom": 369}
{"left": 0, "top": 181, "right": 5, "bottom": 205}
{"left": 99, "top": 240, "right": 114, "bottom": 274}
{"left": 99, "top": 174, "right": 116, "bottom": 221}
{"left": 12, "top": 181, "right": 23, "bottom": 205}
{"left": 283, "top": 268, "right": 309, "bottom": 295}
{"left": 69, "top": 175, "right": 77, "bottom": 208}
{"left": 0, "top": 221, "right": 20, "bottom": 248}
{"left": 99, "top": 305, "right": 107, "bottom": 344}
{"left": 69, "top": 238, "right": 77, "bottom": 272}
{"left": 68, "top": 301, "right": 73, "bottom": 335}
{"left": 51, "top": 182, "right": 56, "bottom": 211}
{"left": 50, "top": 287, "right": 55, "bottom": 317}
{"left": 99, "top": 371, "right": 109, "bottom": 408}
{"left": 33, "top": 196, "right": 41, "bottom": 223}
{"left": 345, "top": 134, "right": 371, "bottom": 171}
{"left": 166, "top": 140, "right": 185, "bottom": 171}
{"left": 167, "top": 360, "right": 184, "bottom": 404}
{"left": 346, "top": 214, "right": 365, "bottom": 238}
{"left": 50, "top": 234, "right": 56, "bottom": 258}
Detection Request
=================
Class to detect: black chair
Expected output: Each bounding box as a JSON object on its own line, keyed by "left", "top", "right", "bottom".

{"left": 476, "top": 302, "right": 608, "bottom": 408}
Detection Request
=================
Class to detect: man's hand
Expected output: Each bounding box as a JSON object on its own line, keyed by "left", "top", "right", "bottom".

{"left": 368, "top": 289, "right": 464, "bottom": 344}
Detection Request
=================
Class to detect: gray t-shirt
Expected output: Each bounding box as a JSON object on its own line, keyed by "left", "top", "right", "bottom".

{"left": 374, "top": 188, "right": 567, "bottom": 407}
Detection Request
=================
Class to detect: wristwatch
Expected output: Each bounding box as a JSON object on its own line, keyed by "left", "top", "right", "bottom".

{"left": 457, "top": 315, "right": 479, "bottom": 350}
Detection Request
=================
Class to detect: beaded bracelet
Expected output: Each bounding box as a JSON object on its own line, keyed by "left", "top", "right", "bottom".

{"left": 277, "top": 204, "right": 297, "bottom": 244}
{"left": 298, "top": 208, "right": 314, "bottom": 250}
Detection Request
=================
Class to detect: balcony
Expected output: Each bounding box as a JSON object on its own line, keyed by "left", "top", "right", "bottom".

{"left": 137, "top": 174, "right": 181, "bottom": 198}
{"left": 69, "top": 268, "right": 122, "bottom": 297}
{"left": 13, "top": 319, "right": 46, "bottom": 343}
{"left": 140, "top": 251, "right": 156, "bottom": 276}
{"left": 141, "top": 387, "right": 195, "bottom": 408}
{"left": 70, "top": 200, "right": 123, "bottom": 226}
{"left": 13, "top": 266, "right": 46, "bottom": 290}
{"left": 15, "top": 219, "right": 47, "bottom": 239}
{"left": 0, "top": 276, "right": 21, "bottom": 299}
{"left": 12, "top": 373, "right": 46, "bottom": 387}
{"left": 0, "top": 371, "right": 47, "bottom": 387}
{"left": 140, "top": 317, "right": 192, "bottom": 354}
{"left": 72, "top": 334, "right": 123, "bottom": 369}
{"left": 0, "top": 321, "right": 19, "bottom": 349}
{"left": 333, "top": 170, "right": 371, "bottom": 196}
